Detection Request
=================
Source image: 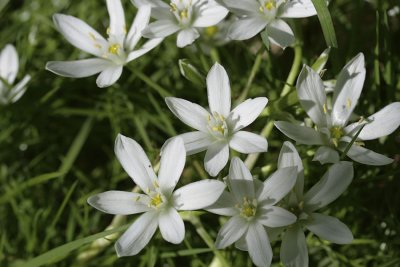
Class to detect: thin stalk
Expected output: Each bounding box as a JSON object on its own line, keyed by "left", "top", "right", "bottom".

{"left": 280, "top": 42, "right": 303, "bottom": 97}
{"left": 244, "top": 121, "right": 274, "bottom": 170}
{"left": 127, "top": 65, "right": 171, "bottom": 98}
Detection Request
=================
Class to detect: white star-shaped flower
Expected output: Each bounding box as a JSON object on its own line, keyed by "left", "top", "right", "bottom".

{"left": 207, "top": 157, "right": 297, "bottom": 267}
{"left": 46, "top": 0, "right": 163, "bottom": 87}
{"left": 0, "top": 44, "right": 30, "bottom": 105}
{"left": 136, "top": 0, "right": 228, "bottom": 47}
{"left": 88, "top": 135, "right": 225, "bottom": 256}
{"left": 275, "top": 53, "right": 400, "bottom": 165}
{"left": 165, "top": 62, "right": 268, "bottom": 176}
{"left": 217, "top": 0, "right": 317, "bottom": 48}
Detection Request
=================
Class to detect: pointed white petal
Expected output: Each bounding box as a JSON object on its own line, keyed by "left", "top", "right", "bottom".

{"left": 258, "top": 166, "right": 297, "bottom": 205}
{"left": 215, "top": 216, "right": 248, "bottom": 249}
{"left": 304, "top": 161, "right": 353, "bottom": 211}
{"left": 173, "top": 179, "right": 226, "bottom": 210}
{"left": 179, "top": 131, "right": 213, "bottom": 156}
{"left": 159, "top": 208, "right": 185, "bottom": 244}
{"left": 158, "top": 137, "right": 185, "bottom": 196}
{"left": 228, "top": 17, "right": 267, "bottom": 40}
{"left": 53, "top": 14, "right": 107, "bottom": 57}
{"left": 207, "top": 63, "right": 231, "bottom": 117}
{"left": 266, "top": 19, "right": 295, "bottom": 49}
{"left": 258, "top": 206, "right": 296, "bottom": 227}
{"left": 204, "top": 142, "right": 229, "bottom": 177}
{"left": 125, "top": 5, "right": 151, "bottom": 50}
{"left": 235, "top": 236, "right": 248, "bottom": 251}
{"left": 357, "top": 102, "right": 400, "bottom": 140}
{"left": 0, "top": 44, "right": 18, "bottom": 84}
{"left": 280, "top": 0, "right": 317, "bottom": 18}
{"left": 127, "top": 37, "right": 163, "bottom": 62}
{"left": 275, "top": 121, "right": 326, "bottom": 145}
{"left": 106, "top": 0, "right": 126, "bottom": 37}
{"left": 229, "top": 131, "right": 268, "bottom": 154}
{"left": 165, "top": 97, "right": 210, "bottom": 132}
{"left": 8, "top": 75, "right": 30, "bottom": 103}
{"left": 306, "top": 213, "right": 353, "bottom": 244}
{"left": 96, "top": 65, "right": 123, "bottom": 87}
{"left": 193, "top": 1, "right": 228, "bottom": 27}
{"left": 332, "top": 53, "right": 366, "bottom": 126}
{"left": 87, "top": 191, "right": 150, "bottom": 215}
{"left": 281, "top": 225, "right": 309, "bottom": 267}
{"left": 296, "top": 65, "right": 328, "bottom": 127}
{"left": 245, "top": 222, "right": 272, "bottom": 267}
{"left": 217, "top": 0, "right": 260, "bottom": 16}
{"left": 229, "top": 97, "right": 268, "bottom": 131}
{"left": 206, "top": 191, "right": 237, "bottom": 216}
{"left": 114, "top": 134, "right": 157, "bottom": 192}
{"left": 46, "top": 58, "right": 111, "bottom": 78}
{"left": 142, "top": 20, "right": 180, "bottom": 38}
{"left": 228, "top": 157, "right": 255, "bottom": 200}
{"left": 313, "top": 146, "right": 340, "bottom": 164}
{"left": 346, "top": 144, "right": 393, "bottom": 166}
{"left": 115, "top": 211, "right": 158, "bottom": 257}
{"left": 176, "top": 28, "right": 200, "bottom": 48}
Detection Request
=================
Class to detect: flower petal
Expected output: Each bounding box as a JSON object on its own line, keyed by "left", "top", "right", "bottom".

{"left": 106, "top": 0, "right": 126, "bottom": 37}
{"left": 193, "top": 1, "right": 228, "bottom": 27}
{"left": 204, "top": 142, "right": 230, "bottom": 177}
{"left": 216, "top": 0, "right": 259, "bottom": 16}
{"left": 207, "top": 63, "right": 231, "bottom": 117}
{"left": 258, "top": 206, "right": 296, "bottom": 227}
{"left": 206, "top": 191, "right": 237, "bottom": 216}
{"left": 173, "top": 180, "right": 226, "bottom": 210}
{"left": 142, "top": 20, "right": 180, "bottom": 38}
{"left": 274, "top": 121, "right": 326, "bottom": 145}
{"left": 46, "top": 58, "right": 111, "bottom": 78}
{"left": 52, "top": 14, "right": 107, "bottom": 57}
{"left": 280, "top": 0, "right": 317, "bottom": 18}
{"left": 125, "top": 5, "right": 151, "bottom": 50}
{"left": 356, "top": 102, "right": 400, "bottom": 140}
{"left": 258, "top": 166, "right": 297, "bottom": 205}
{"left": 87, "top": 191, "right": 150, "bottom": 215}
{"left": 179, "top": 131, "right": 213, "bottom": 155}
{"left": 229, "top": 131, "right": 268, "bottom": 154}
{"left": 176, "top": 28, "right": 200, "bottom": 48}
{"left": 114, "top": 134, "right": 157, "bottom": 192}
{"left": 245, "top": 222, "right": 272, "bottom": 267}
{"left": 266, "top": 19, "right": 295, "bottom": 49}
{"left": 126, "top": 37, "right": 163, "bottom": 62}
{"left": 158, "top": 137, "right": 186, "bottom": 196}
{"left": 115, "top": 211, "right": 158, "bottom": 257}
{"left": 313, "top": 146, "right": 340, "bottom": 164}
{"left": 228, "top": 97, "right": 268, "bottom": 131}
{"left": 296, "top": 65, "right": 328, "bottom": 127}
{"left": 304, "top": 161, "right": 353, "bottom": 211}
{"left": 228, "top": 17, "right": 267, "bottom": 40}
{"left": 215, "top": 215, "right": 248, "bottom": 249}
{"left": 332, "top": 53, "right": 366, "bottom": 126}
{"left": 96, "top": 65, "right": 123, "bottom": 88}
{"left": 0, "top": 44, "right": 18, "bottom": 84}
{"left": 158, "top": 208, "right": 185, "bottom": 244}
{"left": 280, "top": 225, "right": 308, "bottom": 267}
{"left": 228, "top": 157, "right": 255, "bottom": 200}
{"left": 346, "top": 144, "right": 393, "bottom": 166}
{"left": 8, "top": 75, "right": 31, "bottom": 103}
{"left": 165, "top": 97, "right": 210, "bottom": 132}
{"left": 306, "top": 213, "right": 353, "bottom": 244}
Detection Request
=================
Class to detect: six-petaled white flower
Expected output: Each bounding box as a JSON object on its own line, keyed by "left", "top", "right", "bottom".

{"left": 275, "top": 53, "right": 400, "bottom": 165}
{"left": 165, "top": 62, "right": 268, "bottom": 176}
{"left": 46, "top": 0, "right": 163, "bottom": 87}
{"left": 0, "top": 44, "right": 30, "bottom": 105}
{"left": 88, "top": 135, "right": 225, "bottom": 256}
{"left": 206, "top": 157, "right": 297, "bottom": 267}
{"left": 274, "top": 141, "right": 353, "bottom": 267}
{"left": 136, "top": 0, "right": 228, "bottom": 47}
{"left": 217, "top": 0, "right": 317, "bottom": 48}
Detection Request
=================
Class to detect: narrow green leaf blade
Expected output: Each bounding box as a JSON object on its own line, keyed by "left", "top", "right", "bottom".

{"left": 311, "top": 0, "right": 338, "bottom": 48}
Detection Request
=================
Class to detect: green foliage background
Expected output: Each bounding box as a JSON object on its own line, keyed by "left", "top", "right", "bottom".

{"left": 0, "top": 0, "right": 399, "bottom": 266}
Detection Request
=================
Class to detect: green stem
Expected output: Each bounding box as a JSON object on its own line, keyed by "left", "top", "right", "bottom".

{"left": 280, "top": 42, "right": 303, "bottom": 97}
{"left": 127, "top": 65, "right": 171, "bottom": 98}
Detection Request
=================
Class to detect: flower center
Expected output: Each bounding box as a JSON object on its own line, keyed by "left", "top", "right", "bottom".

{"left": 207, "top": 112, "right": 228, "bottom": 137}
{"left": 170, "top": 0, "right": 194, "bottom": 26}
{"left": 108, "top": 43, "right": 121, "bottom": 55}
{"left": 330, "top": 126, "right": 344, "bottom": 147}
{"left": 150, "top": 193, "right": 163, "bottom": 208}
{"left": 239, "top": 197, "right": 257, "bottom": 219}
{"left": 205, "top": 26, "right": 218, "bottom": 37}
{"left": 258, "top": 0, "right": 279, "bottom": 21}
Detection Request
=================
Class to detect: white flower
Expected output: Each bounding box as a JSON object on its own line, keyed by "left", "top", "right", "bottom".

{"left": 138, "top": 0, "right": 228, "bottom": 48}
{"left": 46, "top": 0, "right": 163, "bottom": 88}
{"left": 165, "top": 62, "right": 268, "bottom": 176}
{"left": 88, "top": 135, "right": 225, "bottom": 256}
{"left": 0, "top": 44, "right": 30, "bottom": 105}
{"left": 217, "top": 0, "right": 317, "bottom": 48}
{"left": 207, "top": 157, "right": 297, "bottom": 267}
{"left": 276, "top": 142, "right": 353, "bottom": 267}
{"left": 275, "top": 53, "right": 400, "bottom": 165}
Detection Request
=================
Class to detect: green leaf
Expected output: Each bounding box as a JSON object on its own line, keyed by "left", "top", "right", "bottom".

{"left": 311, "top": 0, "right": 338, "bottom": 48}
{"left": 178, "top": 59, "right": 206, "bottom": 88}
{"left": 311, "top": 47, "right": 331, "bottom": 73}
{"left": 260, "top": 29, "right": 270, "bottom": 50}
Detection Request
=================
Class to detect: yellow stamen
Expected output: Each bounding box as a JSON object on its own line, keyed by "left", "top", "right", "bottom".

{"left": 170, "top": 3, "right": 177, "bottom": 12}
{"left": 240, "top": 197, "right": 257, "bottom": 218}
{"left": 89, "top": 32, "right": 96, "bottom": 41}
{"left": 205, "top": 26, "right": 218, "bottom": 37}
{"left": 150, "top": 193, "right": 163, "bottom": 208}
{"left": 180, "top": 9, "right": 188, "bottom": 19}
{"left": 265, "top": 1, "right": 275, "bottom": 10}
{"left": 330, "top": 126, "right": 344, "bottom": 139}
{"left": 106, "top": 27, "right": 111, "bottom": 35}
{"left": 108, "top": 43, "right": 121, "bottom": 55}
{"left": 346, "top": 98, "right": 352, "bottom": 109}
{"left": 323, "top": 103, "right": 328, "bottom": 114}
